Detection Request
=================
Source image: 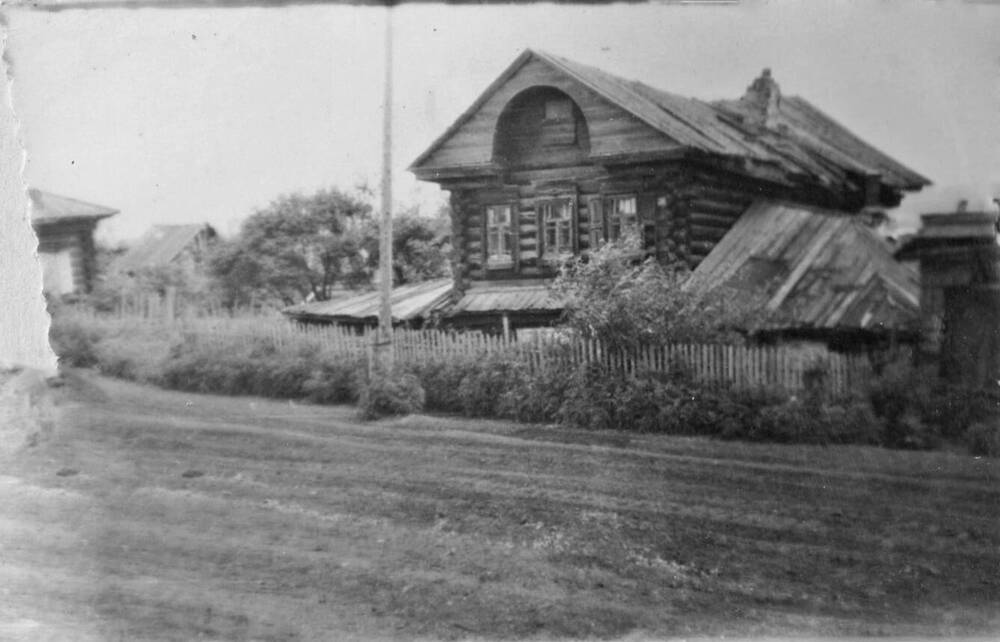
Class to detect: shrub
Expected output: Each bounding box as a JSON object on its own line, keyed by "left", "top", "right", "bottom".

{"left": 885, "top": 411, "right": 939, "bottom": 450}
{"left": 556, "top": 362, "right": 621, "bottom": 431}
{"left": 920, "top": 385, "right": 998, "bottom": 440}
{"left": 92, "top": 334, "right": 168, "bottom": 383}
{"left": 864, "top": 359, "right": 997, "bottom": 448}
{"left": 158, "top": 334, "right": 364, "bottom": 401}
{"left": 558, "top": 365, "right": 712, "bottom": 434}
{"left": 966, "top": 419, "right": 1000, "bottom": 457}
{"left": 48, "top": 316, "right": 104, "bottom": 368}
{"left": 303, "top": 354, "right": 364, "bottom": 404}
{"left": 358, "top": 371, "right": 425, "bottom": 420}
{"left": 456, "top": 353, "right": 526, "bottom": 418}
{"left": 867, "top": 359, "right": 916, "bottom": 427}
{"left": 820, "top": 398, "right": 884, "bottom": 445}
{"left": 749, "top": 399, "right": 815, "bottom": 443}
{"left": 667, "top": 388, "right": 742, "bottom": 437}
{"left": 498, "top": 359, "right": 575, "bottom": 424}
{"left": 408, "top": 357, "right": 479, "bottom": 414}
{"left": 552, "top": 234, "right": 768, "bottom": 349}
{"left": 161, "top": 340, "right": 239, "bottom": 394}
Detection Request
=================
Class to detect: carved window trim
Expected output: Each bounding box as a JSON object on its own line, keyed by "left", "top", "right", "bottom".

{"left": 484, "top": 204, "right": 515, "bottom": 269}
{"left": 606, "top": 195, "right": 639, "bottom": 242}
{"left": 538, "top": 197, "right": 576, "bottom": 260}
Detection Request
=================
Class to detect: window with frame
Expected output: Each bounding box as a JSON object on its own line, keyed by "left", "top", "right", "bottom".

{"left": 539, "top": 198, "right": 575, "bottom": 259}
{"left": 606, "top": 195, "right": 638, "bottom": 242}
{"left": 485, "top": 204, "right": 514, "bottom": 268}
{"left": 544, "top": 98, "right": 573, "bottom": 122}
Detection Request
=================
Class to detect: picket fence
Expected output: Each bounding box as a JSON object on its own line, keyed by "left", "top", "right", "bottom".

{"left": 177, "top": 317, "right": 874, "bottom": 395}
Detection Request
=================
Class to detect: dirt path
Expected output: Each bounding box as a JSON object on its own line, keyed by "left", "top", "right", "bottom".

{"left": 2, "top": 372, "right": 998, "bottom": 640}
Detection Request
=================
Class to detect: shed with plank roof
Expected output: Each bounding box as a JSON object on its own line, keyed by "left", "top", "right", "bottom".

{"left": 30, "top": 189, "right": 117, "bottom": 296}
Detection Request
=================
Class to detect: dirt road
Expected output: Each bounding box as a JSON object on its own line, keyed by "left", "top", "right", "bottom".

{"left": 2, "top": 372, "right": 998, "bottom": 640}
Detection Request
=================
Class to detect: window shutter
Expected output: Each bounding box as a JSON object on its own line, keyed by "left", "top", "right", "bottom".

{"left": 588, "top": 196, "right": 604, "bottom": 249}
{"left": 511, "top": 202, "right": 520, "bottom": 272}
{"left": 535, "top": 201, "right": 546, "bottom": 259}
{"left": 570, "top": 198, "right": 579, "bottom": 254}
{"left": 482, "top": 206, "right": 489, "bottom": 267}
{"left": 638, "top": 193, "right": 657, "bottom": 251}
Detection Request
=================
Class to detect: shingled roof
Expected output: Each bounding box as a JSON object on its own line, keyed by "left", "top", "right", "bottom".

{"left": 411, "top": 49, "right": 930, "bottom": 196}
{"left": 687, "top": 201, "right": 920, "bottom": 335}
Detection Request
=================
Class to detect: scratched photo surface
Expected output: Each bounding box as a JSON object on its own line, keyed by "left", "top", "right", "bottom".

{"left": 3, "top": 2, "right": 1000, "bottom": 640}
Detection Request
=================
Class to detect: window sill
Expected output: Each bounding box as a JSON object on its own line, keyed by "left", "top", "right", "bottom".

{"left": 542, "top": 254, "right": 575, "bottom": 266}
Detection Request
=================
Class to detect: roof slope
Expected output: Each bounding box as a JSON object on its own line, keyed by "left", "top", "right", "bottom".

{"left": 411, "top": 49, "right": 929, "bottom": 194}
{"left": 713, "top": 94, "right": 930, "bottom": 190}
{"left": 687, "top": 201, "right": 920, "bottom": 333}
{"left": 448, "top": 280, "right": 562, "bottom": 316}
{"left": 29, "top": 189, "right": 118, "bottom": 225}
{"left": 118, "top": 224, "right": 215, "bottom": 272}
{"left": 283, "top": 279, "right": 454, "bottom": 324}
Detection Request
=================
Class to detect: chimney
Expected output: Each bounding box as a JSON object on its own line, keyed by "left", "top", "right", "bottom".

{"left": 741, "top": 68, "right": 781, "bottom": 129}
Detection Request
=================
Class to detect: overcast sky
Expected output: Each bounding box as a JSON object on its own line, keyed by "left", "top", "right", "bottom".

{"left": 6, "top": 1, "right": 1000, "bottom": 243}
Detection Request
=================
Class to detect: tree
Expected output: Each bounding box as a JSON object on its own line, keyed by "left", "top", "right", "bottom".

{"left": 210, "top": 188, "right": 372, "bottom": 307}
{"left": 361, "top": 204, "right": 451, "bottom": 286}
{"left": 551, "top": 233, "right": 768, "bottom": 349}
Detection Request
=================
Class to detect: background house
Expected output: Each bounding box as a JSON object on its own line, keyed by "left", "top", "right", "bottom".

{"left": 117, "top": 223, "right": 218, "bottom": 278}
{"left": 30, "top": 189, "right": 117, "bottom": 297}
{"left": 110, "top": 223, "right": 220, "bottom": 318}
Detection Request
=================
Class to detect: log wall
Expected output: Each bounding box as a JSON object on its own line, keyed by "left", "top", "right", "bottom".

{"left": 34, "top": 220, "right": 99, "bottom": 294}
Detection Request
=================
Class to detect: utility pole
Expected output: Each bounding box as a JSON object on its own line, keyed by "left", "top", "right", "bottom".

{"left": 373, "top": 4, "right": 394, "bottom": 376}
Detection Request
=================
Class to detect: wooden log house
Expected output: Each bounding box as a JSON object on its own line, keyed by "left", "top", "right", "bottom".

{"left": 407, "top": 49, "right": 930, "bottom": 334}
{"left": 30, "top": 189, "right": 118, "bottom": 297}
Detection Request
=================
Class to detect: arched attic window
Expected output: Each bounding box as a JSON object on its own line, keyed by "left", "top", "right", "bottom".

{"left": 493, "top": 87, "right": 590, "bottom": 169}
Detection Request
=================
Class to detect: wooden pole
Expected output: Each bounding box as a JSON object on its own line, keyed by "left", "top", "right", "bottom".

{"left": 373, "top": 5, "right": 394, "bottom": 376}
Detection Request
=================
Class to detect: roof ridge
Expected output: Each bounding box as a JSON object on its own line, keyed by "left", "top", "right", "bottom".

{"left": 536, "top": 51, "right": 730, "bottom": 153}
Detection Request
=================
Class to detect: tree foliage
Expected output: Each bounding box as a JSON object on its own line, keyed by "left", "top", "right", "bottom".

{"left": 362, "top": 205, "right": 451, "bottom": 286}
{"left": 209, "top": 188, "right": 451, "bottom": 309}
{"left": 551, "top": 233, "right": 767, "bottom": 349}
{"left": 210, "top": 188, "right": 372, "bottom": 307}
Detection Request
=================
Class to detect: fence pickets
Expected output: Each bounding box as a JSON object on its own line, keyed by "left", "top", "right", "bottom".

{"left": 69, "top": 303, "right": 877, "bottom": 395}
{"left": 105, "top": 313, "right": 874, "bottom": 395}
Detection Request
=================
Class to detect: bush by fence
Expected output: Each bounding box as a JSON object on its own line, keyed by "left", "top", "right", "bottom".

{"left": 47, "top": 309, "right": 998, "bottom": 454}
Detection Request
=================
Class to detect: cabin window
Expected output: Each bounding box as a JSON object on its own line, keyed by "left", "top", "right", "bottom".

{"left": 485, "top": 204, "right": 514, "bottom": 268}
{"left": 544, "top": 98, "right": 573, "bottom": 122}
{"left": 607, "top": 195, "right": 639, "bottom": 242}
{"left": 539, "top": 198, "right": 575, "bottom": 259}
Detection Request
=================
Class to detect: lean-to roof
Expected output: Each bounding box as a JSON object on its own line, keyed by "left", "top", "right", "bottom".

{"left": 687, "top": 201, "right": 920, "bottom": 334}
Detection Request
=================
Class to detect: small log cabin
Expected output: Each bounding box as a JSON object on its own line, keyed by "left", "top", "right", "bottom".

{"left": 116, "top": 223, "right": 218, "bottom": 278}
{"left": 407, "top": 49, "right": 931, "bottom": 337}
{"left": 30, "top": 189, "right": 117, "bottom": 297}
{"left": 896, "top": 210, "right": 1000, "bottom": 388}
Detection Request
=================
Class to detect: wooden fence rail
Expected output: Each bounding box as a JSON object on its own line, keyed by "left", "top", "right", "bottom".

{"left": 156, "top": 316, "right": 874, "bottom": 395}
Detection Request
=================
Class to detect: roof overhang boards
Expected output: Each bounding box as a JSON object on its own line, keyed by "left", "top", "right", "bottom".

{"left": 411, "top": 162, "right": 504, "bottom": 182}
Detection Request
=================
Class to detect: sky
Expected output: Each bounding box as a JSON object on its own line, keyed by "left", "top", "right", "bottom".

{"left": 5, "top": 0, "right": 1000, "bottom": 244}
